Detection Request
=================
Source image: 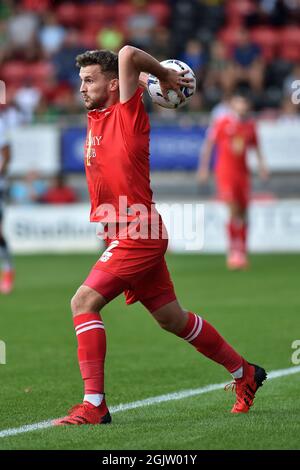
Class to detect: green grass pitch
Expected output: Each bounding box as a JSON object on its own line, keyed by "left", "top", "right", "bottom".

{"left": 0, "top": 253, "right": 299, "bottom": 450}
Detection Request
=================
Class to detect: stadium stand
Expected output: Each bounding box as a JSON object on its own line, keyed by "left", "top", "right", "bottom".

{"left": 1, "top": 0, "right": 300, "bottom": 115}
{"left": 1, "top": 0, "right": 300, "bottom": 199}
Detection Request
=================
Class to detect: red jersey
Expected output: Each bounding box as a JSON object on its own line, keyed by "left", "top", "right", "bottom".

{"left": 209, "top": 114, "right": 258, "bottom": 178}
{"left": 85, "top": 87, "right": 155, "bottom": 223}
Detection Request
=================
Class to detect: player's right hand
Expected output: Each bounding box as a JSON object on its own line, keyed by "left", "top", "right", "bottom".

{"left": 196, "top": 167, "right": 210, "bottom": 184}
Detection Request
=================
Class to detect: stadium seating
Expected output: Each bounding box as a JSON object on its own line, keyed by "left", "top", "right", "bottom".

{"left": 1, "top": 62, "right": 28, "bottom": 86}
{"left": 218, "top": 27, "right": 241, "bottom": 50}
{"left": 81, "top": 3, "right": 114, "bottom": 24}
{"left": 1, "top": 0, "right": 300, "bottom": 114}
{"left": 279, "top": 27, "right": 300, "bottom": 62}
{"left": 56, "top": 3, "right": 81, "bottom": 27}
{"left": 79, "top": 29, "right": 98, "bottom": 49}
{"left": 148, "top": 2, "right": 170, "bottom": 25}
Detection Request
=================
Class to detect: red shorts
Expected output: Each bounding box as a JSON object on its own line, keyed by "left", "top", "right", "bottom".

{"left": 216, "top": 173, "right": 250, "bottom": 209}
{"left": 83, "top": 221, "right": 176, "bottom": 313}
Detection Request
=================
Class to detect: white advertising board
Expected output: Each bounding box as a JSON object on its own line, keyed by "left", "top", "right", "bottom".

{"left": 8, "top": 125, "right": 60, "bottom": 176}
{"left": 3, "top": 200, "right": 300, "bottom": 254}
{"left": 249, "top": 120, "right": 300, "bottom": 171}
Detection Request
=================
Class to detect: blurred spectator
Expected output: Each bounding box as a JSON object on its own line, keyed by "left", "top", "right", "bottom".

{"left": 233, "top": 29, "right": 262, "bottom": 67}
{"left": 171, "top": 0, "right": 200, "bottom": 55}
{"left": 264, "top": 0, "right": 291, "bottom": 26}
{"left": 40, "top": 174, "right": 78, "bottom": 204}
{"left": 231, "top": 29, "right": 264, "bottom": 93}
{"left": 14, "top": 80, "right": 42, "bottom": 122}
{"left": 12, "top": 36, "right": 43, "bottom": 62}
{"left": 39, "top": 12, "right": 66, "bottom": 56}
{"left": 0, "top": 20, "right": 9, "bottom": 61}
{"left": 51, "top": 29, "right": 85, "bottom": 88}
{"left": 10, "top": 171, "right": 47, "bottom": 205}
{"left": 205, "top": 40, "right": 234, "bottom": 101}
{"left": 0, "top": 1, "right": 13, "bottom": 21}
{"left": 0, "top": 102, "right": 25, "bottom": 128}
{"left": 280, "top": 0, "right": 300, "bottom": 24}
{"left": 35, "top": 78, "right": 82, "bottom": 119}
{"left": 7, "top": 5, "right": 39, "bottom": 48}
{"left": 149, "top": 26, "right": 173, "bottom": 61}
{"left": 126, "top": 0, "right": 157, "bottom": 50}
{"left": 97, "top": 23, "right": 124, "bottom": 51}
{"left": 181, "top": 39, "right": 206, "bottom": 81}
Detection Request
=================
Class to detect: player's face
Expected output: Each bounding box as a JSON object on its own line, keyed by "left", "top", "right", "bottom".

{"left": 231, "top": 97, "right": 250, "bottom": 118}
{"left": 79, "top": 65, "right": 111, "bottom": 110}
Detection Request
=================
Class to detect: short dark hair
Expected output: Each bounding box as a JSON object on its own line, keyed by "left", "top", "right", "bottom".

{"left": 76, "top": 50, "right": 118, "bottom": 78}
{"left": 231, "top": 89, "right": 251, "bottom": 102}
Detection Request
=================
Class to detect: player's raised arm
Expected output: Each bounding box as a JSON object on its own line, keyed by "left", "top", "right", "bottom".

{"left": 118, "top": 45, "right": 192, "bottom": 103}
{"left": 138, "top": 72, "right": 149, "bottom": 89}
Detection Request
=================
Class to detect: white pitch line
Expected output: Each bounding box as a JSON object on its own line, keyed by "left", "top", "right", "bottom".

{"left": 0, "top": 365, "right": 299, "bottom": 439}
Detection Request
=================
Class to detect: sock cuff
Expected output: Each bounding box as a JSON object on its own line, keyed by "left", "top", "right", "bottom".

{"left": 179, "top": 312, "right": 203, "bottom": 342}
{"left": 73, "top": 312, "right": 104, "bottom": 336}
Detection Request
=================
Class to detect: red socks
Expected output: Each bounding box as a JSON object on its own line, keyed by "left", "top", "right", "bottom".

{"left": 73, "top": 313, "right": 106, "bottom": 395}
{"left": 178, "top": 312, "right": 243, "bottom": 374}
{"left": 73, "top": 311, "right": 243, "bottom": 396}
{"left": 227, "top": 218, "right": 247, "bottom": 253}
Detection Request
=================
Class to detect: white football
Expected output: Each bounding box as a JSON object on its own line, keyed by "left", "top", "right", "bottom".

{"left": 147, "top": 59, "right": 196, "bottom": 109}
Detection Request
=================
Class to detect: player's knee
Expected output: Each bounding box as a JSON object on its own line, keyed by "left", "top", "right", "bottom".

{"left": 71, "top": 286, "right": 105, "bottom": 316}
{"left": 157, "top": 314, "right": 186, "bottom": 334}
{"left": 70, "top": 292, "right": 81, "bottom": 315}
{"left": 71, "top": 290, "right": 92, "bottom": 316}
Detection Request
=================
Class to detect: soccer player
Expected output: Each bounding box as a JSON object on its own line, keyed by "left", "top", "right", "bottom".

{"left": 197, "top": 93, "right": 269, "bottom": 269}
{"left": 0, "top": 117, "right": 14, "bottom": 294}
{"left": 55, "top": 47, "right": 267, "bottom": 426}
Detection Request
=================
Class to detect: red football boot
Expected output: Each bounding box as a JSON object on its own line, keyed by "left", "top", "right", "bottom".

{"left": 0, "top": 269, "right": 15, "bottom": 294}
{"left": 53, "top": 399, "right": 111, "bottom": 426}
{"left": 225, "top": 361, "right": 267, "bottom": 413}
{"left": 227, "top": 250, "right": 248, "bottom": 270}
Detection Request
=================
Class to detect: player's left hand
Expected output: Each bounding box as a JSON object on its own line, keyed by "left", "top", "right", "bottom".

{"left": 159, "top": 68, "right": 193, "bottom": 102}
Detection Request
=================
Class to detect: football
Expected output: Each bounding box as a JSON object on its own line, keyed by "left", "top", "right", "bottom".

{"left": 147, "top": 59, "right": 197, "bottom": 109}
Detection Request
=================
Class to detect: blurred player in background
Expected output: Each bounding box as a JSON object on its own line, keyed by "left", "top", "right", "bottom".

{"left": 197, "top": 93, "right": 269, "bottom": 269}
{"left": 54, "top": 47, "right": 267, "bottom": 426}
{"left": 0, "top": 116, "right": 14, "bottom": 294}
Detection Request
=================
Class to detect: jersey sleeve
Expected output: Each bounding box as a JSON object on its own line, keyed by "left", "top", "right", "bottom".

{"left": 118, "top": 87, "right": 149, "bottom": 135}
